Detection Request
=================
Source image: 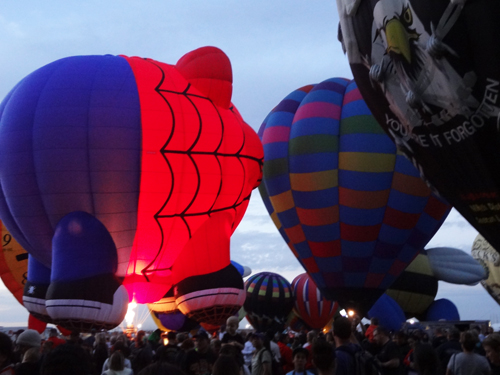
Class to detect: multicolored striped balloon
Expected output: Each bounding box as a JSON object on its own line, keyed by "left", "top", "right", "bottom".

{"left": 244, "top": 272, "right": 294, "bottom": 332}
{"left": 258, "top": 78, "right": 450, "bottom": 313}
{"left": 292, "top": 273, "right": 339, "bottom": 330}
{"left": 385, "top": 251, "right": 438, "bottom": 319}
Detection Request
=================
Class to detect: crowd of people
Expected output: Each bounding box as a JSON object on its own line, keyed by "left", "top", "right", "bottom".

{"left": 0, "top": 315, "right": 499, "bottom": 375}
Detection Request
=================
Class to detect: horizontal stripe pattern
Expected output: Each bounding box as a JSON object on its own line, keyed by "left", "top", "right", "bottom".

{"left": 258, "top": 78, "right": 450, "bottom": 307}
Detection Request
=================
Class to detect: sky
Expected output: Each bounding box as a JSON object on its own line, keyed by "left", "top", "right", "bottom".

{"left": 0, "top": 1, "right": 498, "bottom": 331}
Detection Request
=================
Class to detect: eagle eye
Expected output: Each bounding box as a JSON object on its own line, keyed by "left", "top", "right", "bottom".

{"left": 403, "top": 7, "right": 412, "bottom": 25}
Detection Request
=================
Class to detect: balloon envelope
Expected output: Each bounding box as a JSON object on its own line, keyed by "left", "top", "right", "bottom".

{"left": 471, "top": 234, "right": 500, "bottom": 306}
{"left": 368, "top": 294, "right": 406, "bottom": 332}
{"left": 426, "top": 298, "right": 460, "bottom": 321}
{"left": 291, "top": 273, "right": 339, "bottom": 330}
{"left": 336, "top": 0, "right": 500, "bottom": 252}
{"left": 426, "top": 247, "right": 486, "bottom": 285}
{"left": 244, "top": 272, "right": 294, "bottom": 332}
{"left": 385, "top": 251, "right": 437, "bottom": 318}
{"left": 258, "top": 78, "right": 450, "bottom": 313}
{"left": 0, "top": 220, "right": 28, "bottom": 305}
{"left": 0, "top": 47, "right": 263, "bottom": 305}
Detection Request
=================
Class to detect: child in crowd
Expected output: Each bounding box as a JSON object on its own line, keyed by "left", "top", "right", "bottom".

{"left": 286, "top": 347, "right": 315, "bottom": 375}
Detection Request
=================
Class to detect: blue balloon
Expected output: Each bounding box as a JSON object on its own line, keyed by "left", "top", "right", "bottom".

{"left": 368, "top": 294, "right": 406, "bottom": 332}
{"left": 426, "top": 298, "right": 460, "bottom": 321}
{"left": 231, "top": 261, "right": 245, "bottom": 277}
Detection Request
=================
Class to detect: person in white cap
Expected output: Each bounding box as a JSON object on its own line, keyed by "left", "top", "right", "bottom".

{"left": 15, "top": 329, "right": 42, "bottom": 374}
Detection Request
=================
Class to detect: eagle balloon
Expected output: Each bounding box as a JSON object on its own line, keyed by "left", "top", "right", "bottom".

{"left": 0, "top": 47, "right": 263, "bottom": 328}
{"left": 337, "top": 0, "right": 500, "bottom": 251}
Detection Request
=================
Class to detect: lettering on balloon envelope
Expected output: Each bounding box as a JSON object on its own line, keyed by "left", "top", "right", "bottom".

{"left": 337, "top": 0, "right": 500, "bottom": 250}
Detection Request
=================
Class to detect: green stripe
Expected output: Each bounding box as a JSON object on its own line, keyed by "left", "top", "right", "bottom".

{"left": 289, "top": 135, "right": 338, "bottom": 155}
{"left": 340, "top": 115, "right": 385, "bottom": 135}
{"left": 263, "top": 158, "right": 288, "bottom": 179}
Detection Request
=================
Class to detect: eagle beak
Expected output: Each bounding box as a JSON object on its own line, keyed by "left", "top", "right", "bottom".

{"left": 384, "top": 18, "right": 412, "bottom": 64}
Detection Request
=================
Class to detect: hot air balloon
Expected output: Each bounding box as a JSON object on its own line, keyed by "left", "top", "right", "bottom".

{"left": 336, "top": 0, "right": 500, "bottom": 252}
{"left": 426, "top": 299, "right": 460, "bottom": 321}
{"left": 0, "top": 221, "right": 28, "bottom": 305}
{"left": 385, "top": 251, "right": 437, "bottom": 319}
{"left": 368, "top": 294, "right": 406, "bottom": 332}
{"left": 426, "top": 247, "right": 486, "bottom": 285}
{"left": 244, "top": 272, "right": 294, "bottom": 332}
{"left": 291, "top": 273, "right": 339, "bottom": 330}
{"left": 258, "top": 78, "right": 450, "bottom": 314}
{"left": 0, "top": 47, "right": 263, "bottom": 326}
{"left": 150, "top": 310, "right": 199, "bottom": 333}
{"left": 471, "top": 234, "right": 500, "bottom": 306}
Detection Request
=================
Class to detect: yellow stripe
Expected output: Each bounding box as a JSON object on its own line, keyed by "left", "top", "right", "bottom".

{"left": 270, "top": 211, "right": 282, "bottom": 229}
{"left": 270, "top": 190, "right": 295, "bottom": 213}
{"left": 406, "top": 254, "right": 433, "bottom": 275}
{"left": 290, "top": 170, "right": 338, "bottom": 192}
{"left": 339, "top": 152, "right": 395, "bottom": 172}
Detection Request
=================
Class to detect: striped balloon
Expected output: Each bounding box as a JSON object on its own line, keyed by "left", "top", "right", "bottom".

{"left": 244, "top": 272, "right": 294, "bottom": 332}
{"left": 292, "top": 273, "right": 339, "bottom": 330}
{"left": 385, "top": 251, "right": 438, "bottom": 319}
{"left": 258, "top": 78, "right": 450, "bottom": 314}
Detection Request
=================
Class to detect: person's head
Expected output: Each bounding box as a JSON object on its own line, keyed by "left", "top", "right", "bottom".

{"left": 219, "top": 343, "right": 239, "bottom": 358}
{"left": 138, "top": 362, "right": 187, "bottom": 375}
{"left": 136, "top": 330, "right": 146, "bottom": 346}
{"left": 180, "top": 338, "right": 194, "bottom": 351}
{"left": 111, "top": 341, "right": 129, "bottom": 358}
{"left": 447, "top": 328, "right": 460, "bottom": 341}
{"left": 292, "top": 347, "right": 309, "bottom": 372}
{"left": 210, "top": 339, "right": 221, "bottom": 355}
{"left": 434, "top": 327, "right": 444, "bottom": 337}
{"left": 212, "top": 355, "right": 240, "bottom": 375}
{"left": 184, "top": 349, "right": 201, "bottom": 375}
{"left": 460, "top": 330, "right": 478, "bottom": 352}
{"left": 408, "top": 331, "right": 423, "bottom": 348}
{"left": 194, "top": 331, "right": 210, "bottom": 352}
{"left": 0, "top": 332, "right": 13, "bottom": 367}
{"left": 109, "top": 350, "right": 125, "bottom": 371}
{"left": 16, "top": 329, "right": 41, "bottom": 355}
{"left": 312, "top": 340, "right": 336, "bottom": 375}
{"left": 351, "top": 314, "right": 361, "bottom": 327}
{"left": 42, "top": 340, "right": 54, "bottom": 354}
{"left": 23, "top": 347, "right": 41, "bottom": 364}
{"left": 176, "top": 332, "right": 188, "bottom": 345}
{"left": 40, "top": 344, "right": 91, "bottom": 375}
{"left": 373, "top": 326, "right": 390, "bottom": 346}
{"left": 370, "top": 317, "right": 379, "bottom": 326}
{"left": 279, "top": 333, "right": 290, "bottom": 345}
{"left": 483, "top": 333, "right": 500, "bottom": 365}
{"left": 226, "top": 316, "right": 239, "bottom": 335}
{"left": 413, "top": 343, "right": 439, "bottom": 375}
{"left": 333, "top": 317, "right": 352, "bottom": 341}
{"left": 68, "top": 331, "right": 81, "bottom": 345}
{"left": 49, "top": 328, "right": 58, "bottom": 338}
{"left": 166, "top": 331, "right": 177, "bottom": 345}
{"left": 395, "top": 331, "right": 408, "bottom": 346}
{"left": 307, "top": 330, "right": 318, "bottom": 344}
{"left": 250, "top": 332, "right": 265, "bottom": 350}
{"left": 95, "top": 332, "right": 106, "bottom": 346}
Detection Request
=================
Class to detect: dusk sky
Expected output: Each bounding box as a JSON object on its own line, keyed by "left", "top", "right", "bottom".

{"left": 0, "top": 1, "right": 498, "bottom": 330}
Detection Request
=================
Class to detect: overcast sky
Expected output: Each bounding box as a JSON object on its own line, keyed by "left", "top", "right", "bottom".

{"left": 0, "top": 1, "right": 498, "bottom": 330}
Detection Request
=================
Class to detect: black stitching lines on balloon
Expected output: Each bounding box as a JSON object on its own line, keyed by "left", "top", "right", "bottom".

{"left": 140, "top": 60, "right": 261, "bottom": 280}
